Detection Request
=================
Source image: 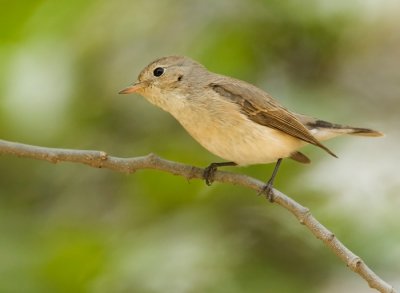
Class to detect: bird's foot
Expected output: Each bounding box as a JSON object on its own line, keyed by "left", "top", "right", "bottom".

{"left": 260, "top": 179, "right": 275, "bottom": 202}
{"left": 258, "top": 158, "right": 282, "bottom": 202}
{"left": 203, "top": 162, "right": 237, "bottom": 186}
{"left": 203, "top": 163, "right": 218, "bottom": 186}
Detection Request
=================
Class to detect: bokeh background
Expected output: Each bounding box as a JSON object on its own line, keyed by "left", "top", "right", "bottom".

{"left": 1, "top": 0, "right": 399, "bottom": 292}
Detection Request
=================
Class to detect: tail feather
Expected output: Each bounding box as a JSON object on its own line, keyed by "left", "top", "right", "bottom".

{"left": 290, "top": 151, "right": 311, "bottom": 164}
{"left": 346, "top": 127, "right": 383, "bottom": 137}
{"left": 303, "top": 119, "right": 383, "bottom": 140}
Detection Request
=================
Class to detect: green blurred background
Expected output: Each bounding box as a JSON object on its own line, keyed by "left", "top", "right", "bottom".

{"left": 1, "top": 0, "right": 399, "bottom": 292}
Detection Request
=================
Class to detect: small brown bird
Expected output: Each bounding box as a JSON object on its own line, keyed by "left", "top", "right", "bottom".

{"left": 119, "top": 56, "right": 383, "bottom": 200}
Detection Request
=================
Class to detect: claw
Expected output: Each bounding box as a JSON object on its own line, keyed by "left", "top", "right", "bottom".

{"left": 259, "top": 158, "right": 282, "bottom": 203}
{"left": 261, "top": 181, "right": 275, "bottom": 202}
{"left": 203, "top": 164, "right": 217, "bottom": 186}
{"left": 203, "top": 162, "right": 237, "bottom": 186}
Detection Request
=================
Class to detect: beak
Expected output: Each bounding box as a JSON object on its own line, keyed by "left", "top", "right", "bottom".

{"left": 119, "top": 82, "right": 144, "bottom": 94}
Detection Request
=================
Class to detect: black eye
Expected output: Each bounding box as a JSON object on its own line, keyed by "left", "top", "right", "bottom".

{"left": 153, "top": 67, "right": 164, "bottom": 77}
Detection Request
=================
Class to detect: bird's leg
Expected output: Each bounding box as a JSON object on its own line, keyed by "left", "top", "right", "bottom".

{"left": 203, "top": 162, "right": 237, "bottom": 186}
{"left": 261, "top": 158, "right": 283, "bottom": 202}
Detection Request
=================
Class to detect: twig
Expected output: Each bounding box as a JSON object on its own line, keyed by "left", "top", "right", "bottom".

{"left": 0, "top": 138, "right": 396, "bottom": 293}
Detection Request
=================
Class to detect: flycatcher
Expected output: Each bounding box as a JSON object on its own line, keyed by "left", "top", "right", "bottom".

{"left": 119, "top": 56, "right": 382, "bottom": 200}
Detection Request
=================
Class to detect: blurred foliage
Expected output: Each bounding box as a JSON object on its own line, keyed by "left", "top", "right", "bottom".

{"left": 1, "top": 0, "right": 399, "bottom": 292}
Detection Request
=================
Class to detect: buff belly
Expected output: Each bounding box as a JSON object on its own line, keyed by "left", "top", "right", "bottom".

{"left": 178, "top": 113, "right": 305, "bottom": 166}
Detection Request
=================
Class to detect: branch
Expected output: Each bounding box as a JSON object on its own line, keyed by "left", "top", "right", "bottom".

{"left": 0, "top": 139, "right": 396, "bottom": 293}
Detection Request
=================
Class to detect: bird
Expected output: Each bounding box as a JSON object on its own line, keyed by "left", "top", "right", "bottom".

{"left": 119, "top": 55, "right": 383, "bottom": 200}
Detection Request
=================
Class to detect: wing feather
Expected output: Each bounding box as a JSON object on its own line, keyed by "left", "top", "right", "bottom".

{"left": 210, "top": 79, "right": 337, "bottom": 157}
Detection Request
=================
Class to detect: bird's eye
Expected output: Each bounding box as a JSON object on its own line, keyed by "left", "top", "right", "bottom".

{"left": 153, "top": 67, "right": 164, "bottom": 77}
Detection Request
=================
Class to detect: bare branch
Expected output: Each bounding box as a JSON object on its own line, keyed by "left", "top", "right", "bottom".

{"left": 0, "top": 139, "right": 396, "bottom": 293}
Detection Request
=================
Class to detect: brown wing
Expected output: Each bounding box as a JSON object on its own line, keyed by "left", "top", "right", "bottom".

{"left": 210, "top": 79, "right": 337, "bottom": 157}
